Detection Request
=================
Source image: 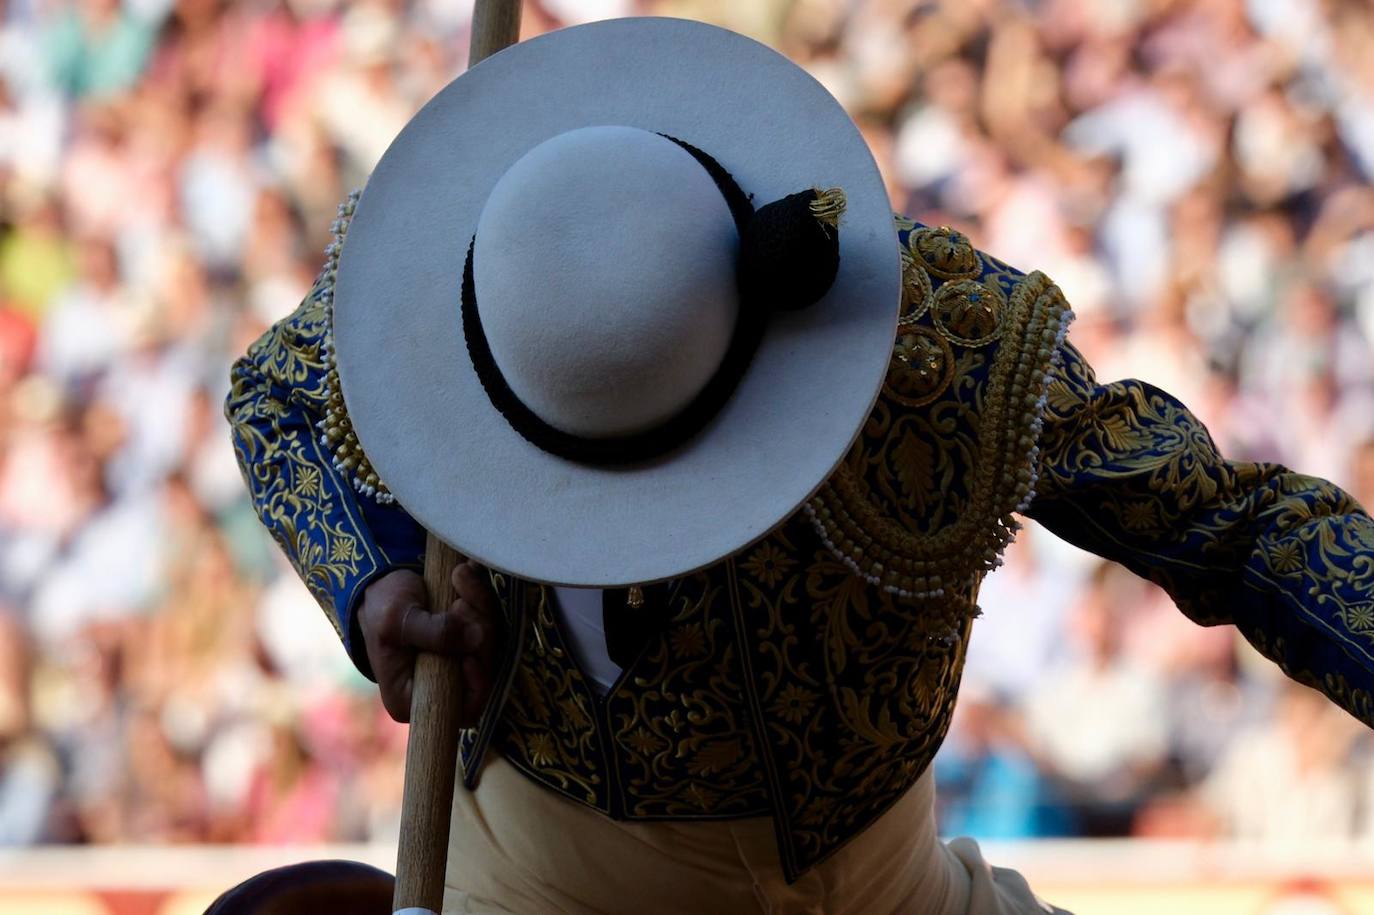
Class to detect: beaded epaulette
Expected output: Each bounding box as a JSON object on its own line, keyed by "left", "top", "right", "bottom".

{"left": 316, "top": 190, "right": 395, "bottom": 504}
{"left": 805, "top": 223, "right": 1072, "bottom": 603}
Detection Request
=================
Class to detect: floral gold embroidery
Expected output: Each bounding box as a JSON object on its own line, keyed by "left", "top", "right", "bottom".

{"left": 1342, "top": 602, "right": 1374, "bottom": 634}
{"left": 900, "top": 247, "right": 934, "bottom": 324}
{"left": 734, "top": 531, "right": 972, "bottom": 874}
{"left": 909, "top": 225, "right": 981, "bottom": 280}
{"left": 669, "top": 622, "right": 708, "bottom": 658}
{"left": 527, "top": 732, "right": 556, "bottom": 767}
{"left": 627, "top": 727, "right": 665, "bottom": 756}
{"left": 1268, "top": 540, "right": 1304, "bottom": 574}
{"left": 770, "top": 683, "right": 819, "bottom": 724}
{"left": 226, "top": 272, "right": 400, "bottom": 643}
{"left": 242, "top": 206, "right": 1374, "bottom": 886}
{"left": 886, "top": 327, "right": 954, "bottom": 408}
{"left": 931, "top": 278, "right": 1006, "bottom": 346}
{"left": 1031, "top": 338, "right": 1374, "bottom": 721}
{"left": 606, "top": 576, "right": 769, "bottom": 818}
{"left": 495, "top": 584, "right": 605, "bottom": 807}
{"left": 741, "top": 542, "right": 797, "bottom": 588}
{"left": 808, "top": 263, "right": 1072, "bottom": 602}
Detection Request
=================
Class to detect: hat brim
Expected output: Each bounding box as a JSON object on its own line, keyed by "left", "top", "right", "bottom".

{"left": 333, "top": 17, "right": 899, "bottom": 586}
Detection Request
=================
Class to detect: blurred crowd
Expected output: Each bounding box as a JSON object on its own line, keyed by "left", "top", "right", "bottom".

{"left": 0, "top": 0, "right": 1373, "bottom": 847}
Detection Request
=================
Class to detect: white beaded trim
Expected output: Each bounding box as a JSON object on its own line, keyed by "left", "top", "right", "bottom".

{"left": 803, "top": 501, "right": 946, "bottom": 600}
{"left": 1012, "top": 305, "right": 1074, "bottom": 516}
{"left": 806, "top": 294, "right": 1075, "bottom": 600}
{"left": 314, "top": 189, "right": 398, "bottom": 505}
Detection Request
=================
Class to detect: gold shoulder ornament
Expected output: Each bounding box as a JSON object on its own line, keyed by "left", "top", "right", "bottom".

{"left": 806, "top": 236, "right": 1073, "bottom": 603}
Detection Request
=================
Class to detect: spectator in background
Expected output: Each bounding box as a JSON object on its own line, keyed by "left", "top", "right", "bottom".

{"left": 961, "top": 526, "right": 1083, "bottom": 699}
{"left": 0, "top": 196, "right": 73, "bottom": 326}
{"left": 41, "top": 0, "right": 155, "bottom": 100}
{"left": 1354, "top": 438, "right": 1374, "bottom": 510}
{"left": 935, "top": 685, "right": 1070, "bottom": 839}
{"left": 1023, "top": 562, "right": 1170, "bottom": 835}
{"left": 0, "top": 610, "right": 58, "bottom": 844}
{"left": 37, "top": 234, "right": 139, "bottom": 390}
{"left": 243, "top": 717, "right": 340, "bottom": 844}
{"left": 1203, "top": 681, "right": 1367, "bottom": 841}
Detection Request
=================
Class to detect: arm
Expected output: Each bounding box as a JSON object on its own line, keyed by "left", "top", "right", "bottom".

{"left": 224, "top": 274, "right": 426, "bottom": 678}
{"left": 1026, "top": 341, "right": 1374, "bottom": 727}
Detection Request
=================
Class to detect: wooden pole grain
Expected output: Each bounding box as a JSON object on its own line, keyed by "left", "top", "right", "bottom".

{"left": 390, "top": 533, "right": 471, "bottom": 914}
{"left": 392, "top": 5, "right": 523, "bottom": 913}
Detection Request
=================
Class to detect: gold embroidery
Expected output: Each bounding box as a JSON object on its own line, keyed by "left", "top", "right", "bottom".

{"left": 226, "top": 279, "right": 382, "bottom": 639}
{"left": 605, "top": 574, "right": 769, "bottom": 817}
{"left": 809, "top": 270, "right": 1071, "bottom": 600}
{"left": 909, "top": 225, "right": 981, "bottom": 280}
{"left": 493, "top": 575, "right": 770, "bottom": 819}
{"left": 733, "top": 531, "right": 971, "bottom": 873}
{"left": 886, "top": 327, "right": 954, "bottom": 408}
{"left": 495, "top": 583, "right": 605, "bottom": 807}
{"left": 899, "top": 246, "right": 934, "bottom": 323}
{"left": 244, "top": 203, "right": 1374, "bottom": 883}
{"left": 739, "top": 541, "right": 797, "bottom": 588}
{"left": 1341, "top": 602, "right": 1374, "bottom": 635}
{"left": 931, "top": 278, "right": 1006, "bottom": 346}
{"left": 1032, "top": 340, "right": 1374, "bottom": 718}
{"left": 809, "top": 186, "right": 847, "bottom": 230}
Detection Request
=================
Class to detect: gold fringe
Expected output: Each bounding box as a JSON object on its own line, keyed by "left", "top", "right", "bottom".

{"left": 810, "top": 186, "right": 847, "bottom": 230}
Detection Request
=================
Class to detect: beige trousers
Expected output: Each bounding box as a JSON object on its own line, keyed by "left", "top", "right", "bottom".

{"left": 443, "top": 753, "right": 1065, "bottom": 915}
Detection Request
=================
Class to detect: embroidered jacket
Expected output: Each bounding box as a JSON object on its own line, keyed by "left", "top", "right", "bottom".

{"left": 226, "top": 215, "right": 1374, "bottom": 880}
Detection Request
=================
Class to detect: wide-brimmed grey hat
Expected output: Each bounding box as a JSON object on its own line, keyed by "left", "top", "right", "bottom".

{"left": 331, "top": 17, "right": 900, "bottom": 586}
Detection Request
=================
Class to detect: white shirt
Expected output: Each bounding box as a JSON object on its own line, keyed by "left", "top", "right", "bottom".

{"left": 551, "top": 587, "right": 622, "bottom": 694}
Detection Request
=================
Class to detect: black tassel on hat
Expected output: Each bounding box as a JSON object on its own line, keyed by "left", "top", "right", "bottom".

{"left": 739, "top": 187, "right": 846, "bottom": 312}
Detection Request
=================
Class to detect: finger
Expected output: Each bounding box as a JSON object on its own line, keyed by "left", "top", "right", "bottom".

{"left": 381, "top": 673, "right": 414, "bottom": 724}
{"left": 450, "top": 566, "right": 500, "bottom": 631}
{"left": 450, "top": 598, "right": 500, "bottom": 658}
{"left": 399, "top": 604, "right": 467, "bottom": 655}
{"left": 372, "top": 600, "right": 411, "bottom": 647}
{"left": 452, "top": 562, "right": 498, "bottom": 614}
{"left": 449, "top": 560, "right": 478, "bottom": 595}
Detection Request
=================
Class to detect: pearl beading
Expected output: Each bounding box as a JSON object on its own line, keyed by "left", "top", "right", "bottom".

{"left": 806, "top": 272, "right": 1074, "bottom": 604}
{"left": 315, "top": 190, "right": 397, "bottom": 505}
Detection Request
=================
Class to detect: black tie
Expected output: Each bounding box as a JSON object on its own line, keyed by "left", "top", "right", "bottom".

{"left": 602, "top": 584, "right": 671, "bottom": 669}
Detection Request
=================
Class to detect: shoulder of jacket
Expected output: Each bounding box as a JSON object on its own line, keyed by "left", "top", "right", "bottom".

{"left": 801, "top": 217, "right": 1073, "bottom": 601}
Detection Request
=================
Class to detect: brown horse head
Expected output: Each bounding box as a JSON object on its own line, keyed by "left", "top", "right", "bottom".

{"left": 205, "top": 859, "right": 394, "bottom": 915}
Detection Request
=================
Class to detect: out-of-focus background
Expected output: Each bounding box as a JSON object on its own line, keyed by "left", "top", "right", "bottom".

{"left": 0, "top": 0, "right": 1373, "bottom": 911}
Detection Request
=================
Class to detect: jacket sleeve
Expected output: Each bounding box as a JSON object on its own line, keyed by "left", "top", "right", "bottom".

{"left": 1025, "top": 340, "right": 1374, "bottom": 727}
{"left": 224, "top": 276, "right": 426, "bottom": 678}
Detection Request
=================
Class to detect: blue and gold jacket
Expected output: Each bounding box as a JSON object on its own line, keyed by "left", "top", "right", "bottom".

{"left": 226, "top": 214, "right": 1374, "bottom": 880}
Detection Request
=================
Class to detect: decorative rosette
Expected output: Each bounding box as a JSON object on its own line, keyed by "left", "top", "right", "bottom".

{"left": 316, "top": 190, "right": 396, "bottom": 504}
{"left": 886, "top": 326, "right": 953, "bottom": 408}
{"left": 930, "top": 278, "right": 1006, "bottom": 346}
{"left": 908, "top": 225, "right": 982, "bottom": 280}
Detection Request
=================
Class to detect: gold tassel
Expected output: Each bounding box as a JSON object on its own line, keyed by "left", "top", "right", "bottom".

{"left": 627, "top": 586, "right": 644, "bottom": 609}
{"left": 810, "top": 186, "right": 847, "bottom": 230}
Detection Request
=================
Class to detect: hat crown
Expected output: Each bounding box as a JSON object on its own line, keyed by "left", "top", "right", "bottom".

{"left": 473, "top": 125, "right": 740, "bottom": 439}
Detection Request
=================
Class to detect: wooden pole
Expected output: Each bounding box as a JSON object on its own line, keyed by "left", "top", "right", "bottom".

{"left": 467, "top": 0, "right": 524, "bottom": 72}
{"left": 392, "top": 6, "right": 523, "bottom": 913}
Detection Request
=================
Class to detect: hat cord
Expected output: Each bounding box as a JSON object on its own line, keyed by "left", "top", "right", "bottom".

{"left": 460, "top": 136, "right": 845, "bottom": 465}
